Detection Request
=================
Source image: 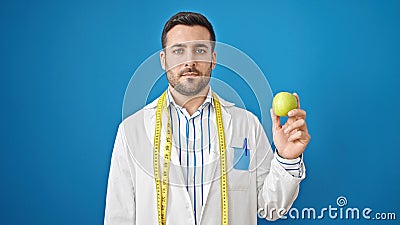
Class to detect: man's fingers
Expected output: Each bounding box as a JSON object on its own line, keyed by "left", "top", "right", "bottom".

{"left": 293, "top": 93, "right": 300, "bottom": 109}
{"left": 288, "top": 130, "right": 302, "bottom": 142}
{"left": 288, "top": 130, "right": 310, "bottom": 142}
{"left": 288, "top": 109, "right": 306, "bottom": 118}
{"left": 270, "top": 108, "right": 281, "bottom": 130}
{"left": 284, "top": 119, "right": 306, "bottom": 134}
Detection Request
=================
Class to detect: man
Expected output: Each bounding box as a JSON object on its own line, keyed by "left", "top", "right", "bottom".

{"left": 104, "top": 12, "right": 310, "bottom": 225}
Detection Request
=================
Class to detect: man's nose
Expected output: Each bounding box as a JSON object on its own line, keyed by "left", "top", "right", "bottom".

{"left": 184, "top": 61, "right": 196, "bottom": 67}
{"left": 184, "top": 52, "right": 196, "bottom": 67}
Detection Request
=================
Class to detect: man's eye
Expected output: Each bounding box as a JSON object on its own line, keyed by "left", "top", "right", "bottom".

{"left": 173, "top": 49, "right": 184, "bottom": 54}
{"left": 195, "top": 49, "right": 207, "bottom": 54}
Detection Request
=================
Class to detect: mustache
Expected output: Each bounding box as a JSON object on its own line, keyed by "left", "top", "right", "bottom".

{"left": 178, "top": 67, "right": 201, "bottom": 76}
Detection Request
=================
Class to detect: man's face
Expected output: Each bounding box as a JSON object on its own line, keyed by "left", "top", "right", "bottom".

{"left": 160, "top": 25, "right": 216, "bottom": 96}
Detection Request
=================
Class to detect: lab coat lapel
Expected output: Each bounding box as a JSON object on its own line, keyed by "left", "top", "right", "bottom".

{"left": 143, "top": 98, "right": 158, "bottom": 144}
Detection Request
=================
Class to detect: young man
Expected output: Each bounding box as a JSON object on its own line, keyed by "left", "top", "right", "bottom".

{"left": 104, "top": 12, "right": 310, "bottom": 225}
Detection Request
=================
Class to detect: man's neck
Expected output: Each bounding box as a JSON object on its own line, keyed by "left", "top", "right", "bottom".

{"left": 168, "top": 85, "right": 210, "bottom": 116}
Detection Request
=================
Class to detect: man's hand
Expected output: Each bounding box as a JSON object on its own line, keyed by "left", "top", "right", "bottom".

{"left": 270, "top": 93, "right": 310, "bottom": 159}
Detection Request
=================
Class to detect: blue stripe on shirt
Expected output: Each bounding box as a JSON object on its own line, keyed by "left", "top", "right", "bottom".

{"left": 175, "top": 108, "right": 182, "bottom": 165}
{"left": 169, "top": 106, "right": 173, "bottom": 135}
{"left": 285, "top": 168, "right": 301, "bottom": 171}
{"left": 276, "top": 157, "right": 301, "bottom": 165}
{"left": 207, "top": 104, "right": 211, "bottom": 154}
{"left": 183, "top": 111, "right": 189, "bottom": 191}
{"left": 200, "top": 108, "right": 204, "bottom": 206}
{"left": 192, "top": 118, "right": 197, "bottom": 225}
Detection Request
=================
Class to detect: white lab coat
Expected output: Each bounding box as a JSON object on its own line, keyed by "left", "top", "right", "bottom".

{"left": 104, "top": 93, "right": 305, "bottom": 225}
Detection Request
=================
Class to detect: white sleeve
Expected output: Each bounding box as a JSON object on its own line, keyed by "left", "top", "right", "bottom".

{"left": 104, "top": 125, "right": 136, "bottom": 225}
{"left": 255, "top": 120, "right": 306, "bottom": 221}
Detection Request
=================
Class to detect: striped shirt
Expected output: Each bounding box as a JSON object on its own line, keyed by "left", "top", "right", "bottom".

{"left": 165, "top": 88, "right": 303, "bottom": 225}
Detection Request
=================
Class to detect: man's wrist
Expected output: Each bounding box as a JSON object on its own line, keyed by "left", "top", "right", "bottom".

{"left": 276, "top": 148, "right": 286, "bottom": 159}
{"left": 275, "top": 148, "right": 303, "bottom": 160}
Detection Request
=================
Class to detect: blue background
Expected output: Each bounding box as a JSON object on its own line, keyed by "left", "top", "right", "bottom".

{"left": 1, "top": 0, "right": 399, "bottom": 224}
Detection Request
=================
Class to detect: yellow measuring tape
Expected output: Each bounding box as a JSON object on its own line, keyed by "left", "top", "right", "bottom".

{"left": 153, "top": 91, "right": 228, "bottom": 225}
{"left": 153, "top": 92, "right": 172, "bottom": 225}
{"left": 213, "top": 92, "right": 229, "bottom": 225}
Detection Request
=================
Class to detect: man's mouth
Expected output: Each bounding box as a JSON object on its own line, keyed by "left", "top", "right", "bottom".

{"left": 182, "top": 72, "right": 199, "bottom": 77}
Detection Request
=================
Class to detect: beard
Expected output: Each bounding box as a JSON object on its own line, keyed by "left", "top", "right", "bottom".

{"left": 167, "top": 64, "right": 212, "bottom": 96}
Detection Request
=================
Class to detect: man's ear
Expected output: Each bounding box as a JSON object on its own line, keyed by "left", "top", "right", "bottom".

{"left": 160, "top": 50, "right": 166, "bottom": 70}
{"left": 211, "top": 51, "right": 217, "bottom": 70}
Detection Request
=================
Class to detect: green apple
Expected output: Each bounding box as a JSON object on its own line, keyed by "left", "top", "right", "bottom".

{"left": 273, "top": 92, "right": 298, "bottom": 116}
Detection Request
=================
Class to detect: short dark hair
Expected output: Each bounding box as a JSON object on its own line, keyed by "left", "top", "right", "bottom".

{"left": 161, "top": 12, "right": 216, "bottom": 49}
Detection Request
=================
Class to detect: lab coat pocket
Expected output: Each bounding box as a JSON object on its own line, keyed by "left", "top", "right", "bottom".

{"left": 232, "top": 147, "right": 250, "bottom": 170}
{"left": 227, "top": 147, "right": 250, "bottom": 191}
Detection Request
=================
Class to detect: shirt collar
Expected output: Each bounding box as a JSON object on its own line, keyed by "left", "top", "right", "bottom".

{"left": 166, "top": 86, "right": 214, "bottom": 110}
{"left": 144, "top": 88, "right": 235, "bottom": 110}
